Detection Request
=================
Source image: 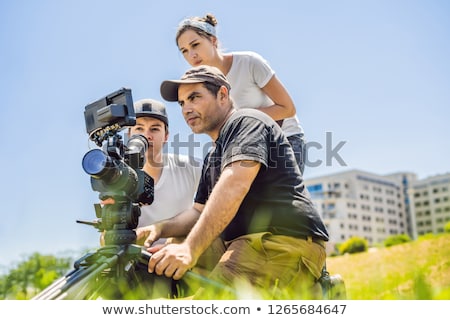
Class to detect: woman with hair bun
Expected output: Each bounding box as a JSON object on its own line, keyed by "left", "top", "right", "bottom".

{"left": 175, "top": 13, "right": 307, "bottom": 173}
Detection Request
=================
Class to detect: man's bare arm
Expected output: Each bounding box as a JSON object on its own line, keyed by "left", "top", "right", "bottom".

{"left": 137, "top": 203, "right": 204, "bottom": 247}
{"left": 185, "top": 160, "right": 261, "bottom": 260}
{"left": 160, "top": 203, "right": 204, "bottom": 238}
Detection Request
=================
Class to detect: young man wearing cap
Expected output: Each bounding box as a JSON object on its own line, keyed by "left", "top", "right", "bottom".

{"left": 142, "top": 66, "right": 329, "bottom": 299}
{"left": 126, "top": 99, "right": 202, "bottom": 239}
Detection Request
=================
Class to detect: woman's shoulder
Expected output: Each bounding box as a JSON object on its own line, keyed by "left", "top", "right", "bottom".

{"left": 232, "top": 50, "right": 266, "bottom": 60}
{"left": 231, "top": 51, "right": 271, "bottom": 70}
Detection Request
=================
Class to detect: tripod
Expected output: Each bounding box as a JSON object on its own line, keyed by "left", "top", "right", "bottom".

{"left": 32, "top": 241, "right": 238, "bottom": 300}
{"left": 32, "top": 196, "right": 237, "bottom": 300}
{"left": 33, "top": 244, "right": 149, "bottom": 300}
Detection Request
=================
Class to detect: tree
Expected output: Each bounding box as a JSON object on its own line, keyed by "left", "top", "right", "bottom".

{"left": 0, "top": 253, "right": 71, "bottom": 300}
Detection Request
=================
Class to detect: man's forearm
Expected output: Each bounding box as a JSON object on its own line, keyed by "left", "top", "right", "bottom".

{"left": 160, "top": 206, "right": 201, "bottom": 238}
{"left": 185, "top": 161, "right": 260, "bottom": 259}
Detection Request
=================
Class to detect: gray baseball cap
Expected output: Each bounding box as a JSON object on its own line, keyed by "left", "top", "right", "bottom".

{"left": 160, "top": 65, "right": 231, "bottom": 102}
{"left": 133, "top": 98, "right": 168, "bottom": 126}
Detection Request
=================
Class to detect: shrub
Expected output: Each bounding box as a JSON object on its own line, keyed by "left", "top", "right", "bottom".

{"left": 444, "top": 221, "right": 450, "bottom": 233}
{"left": 338, "top": 236, "right": 368, "bottom": 254}
{"left": 384, "top": 234, "right": 411, "bottom": 247}
{"left": 418, "top": 233, "right": 437, "bottom": 240}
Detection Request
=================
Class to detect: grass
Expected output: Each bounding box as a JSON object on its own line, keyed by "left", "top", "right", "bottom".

{"left": 325, "top": 233, "right": 450, "bottom": 299}
{"left": 21, "top": 233, "right": 450, "bottom": 300}
{"left": 140, "top": 233, "right": 450, "bottom": 300}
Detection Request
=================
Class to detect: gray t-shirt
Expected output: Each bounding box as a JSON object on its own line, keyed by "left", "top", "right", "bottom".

{"left": 195, "top": 109, "right": 328, "bottom": 242}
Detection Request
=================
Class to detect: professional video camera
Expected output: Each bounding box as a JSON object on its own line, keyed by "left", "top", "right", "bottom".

{"left": 80, "top": 87, "right": 154, "bottom": 246}
{"left": 33, "top": 88, "right": 160, "bottom": 299}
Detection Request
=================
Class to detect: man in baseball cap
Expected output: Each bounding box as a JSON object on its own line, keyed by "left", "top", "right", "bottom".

{"left": 128, "top": 97, "right": 202, "bottom": 230}
{"left": 159, "top": 65, "right": 234, "bottom": 137}
{"left": 145, "top": 65, "right": 329, "bottom": 299}
{"left": 160, "top": 65, "right": 231, "bottom": 102}
{"left": 133, "top": 98, "right": 169, "bottom": 127}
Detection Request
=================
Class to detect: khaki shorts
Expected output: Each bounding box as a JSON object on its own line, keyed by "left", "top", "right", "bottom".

{"left": 193, "top": 232, "right": 326, "bottom": 299}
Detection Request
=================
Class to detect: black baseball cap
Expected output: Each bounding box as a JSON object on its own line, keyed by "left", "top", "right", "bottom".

{"left": 133, "top": 99, "right": 168, "bottom": 126}
{"left": 160, "top": 65, "right": 231, "bottom": 102}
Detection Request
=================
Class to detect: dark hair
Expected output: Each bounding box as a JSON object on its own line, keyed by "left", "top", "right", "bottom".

{"left": 203, "top": 81, "right": 221, "bottom": 97}
{"left": 176, "top": 13, "right": 218, "bottom": 44}
{"left": 203, "top": 82, "right": 233, "bottom": 108}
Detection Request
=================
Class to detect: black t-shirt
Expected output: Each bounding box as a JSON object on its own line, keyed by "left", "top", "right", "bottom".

{"left": 195, "top": 109, "right": 329, "bottom": 242}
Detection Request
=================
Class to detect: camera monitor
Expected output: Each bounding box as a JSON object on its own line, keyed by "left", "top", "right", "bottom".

{"left": 84, "top": 87, "right": 136, "bottom": 137}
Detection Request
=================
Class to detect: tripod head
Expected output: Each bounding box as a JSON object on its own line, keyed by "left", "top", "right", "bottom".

{"left": 78, "top": 88, "right": 154, "bottom": 245}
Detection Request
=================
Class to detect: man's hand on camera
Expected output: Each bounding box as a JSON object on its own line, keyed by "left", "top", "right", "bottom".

{"left": 100, "top": 198, "right": 115, "bottom": 205}
{"left": 136, "top": 224, "right": 163, "bottom": 248}
{"left": 148, "top": 242, "right": 196, "bottom": 280}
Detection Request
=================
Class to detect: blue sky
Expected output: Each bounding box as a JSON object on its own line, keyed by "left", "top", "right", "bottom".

{"left": 1, "top": 0, "right": 449, "bottom": 271}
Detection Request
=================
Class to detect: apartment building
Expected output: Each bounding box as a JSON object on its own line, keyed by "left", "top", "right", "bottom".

{"left": 385, "top": 172, "right": 419, "bottom": 239}
{"left": 408, "top": 173, "right": 450, "bottom": 235}
{"left": 305, "top": 169, "right": 416, "bottom": 253}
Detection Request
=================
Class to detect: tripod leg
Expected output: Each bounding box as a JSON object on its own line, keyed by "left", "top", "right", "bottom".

{"left": 33, "top": 250, "right": 120, "bottom": 300}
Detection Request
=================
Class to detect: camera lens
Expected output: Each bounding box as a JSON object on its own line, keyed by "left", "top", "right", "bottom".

{"left": 82, "top": 149, "right": 108, "bottom": 176}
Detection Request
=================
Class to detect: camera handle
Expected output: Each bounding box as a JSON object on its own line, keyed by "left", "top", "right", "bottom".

{"left": 32, "top": 244, "right": 236, "bottom": 300}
